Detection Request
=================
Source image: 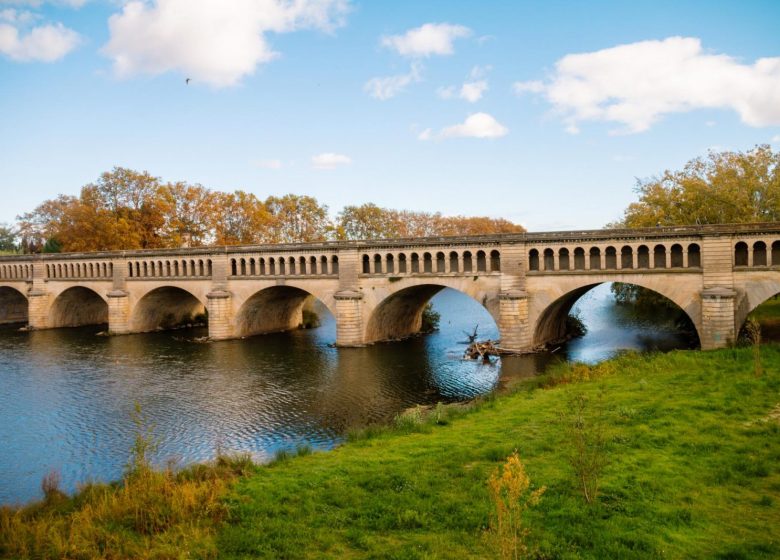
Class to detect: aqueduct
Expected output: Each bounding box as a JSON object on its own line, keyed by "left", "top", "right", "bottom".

{"left": 1, "top": 223, "right": 779, "bottom": 352}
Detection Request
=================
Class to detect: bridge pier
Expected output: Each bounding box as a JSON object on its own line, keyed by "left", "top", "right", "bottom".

{"left": 27, "top": 289, "right": 49, "bottom": 329}
{"left": 700, "top": 287, "right": 737, "bottom": 349}
{"left": 334, "top": 289, "right": 364, "bottom": 346}
{"left": 207, "top": 289, "right": 233, "bottom": 340}
{"left": 498, "top": 290, "right": 531, "bottom": 353}
{"left": 107, "top": 290, "right": 130, "bottom": 334}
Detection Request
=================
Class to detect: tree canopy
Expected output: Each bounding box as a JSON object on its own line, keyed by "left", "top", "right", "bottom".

{"left": 621, "top": 145, "right": 780, "bottom": 228}
{"left": 15, "top": 167, "right": 524, "bottom": 253}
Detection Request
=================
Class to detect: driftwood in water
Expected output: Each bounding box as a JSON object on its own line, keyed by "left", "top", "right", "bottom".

{"left": 464, "top": 339, "right": 501, "bottom": 362}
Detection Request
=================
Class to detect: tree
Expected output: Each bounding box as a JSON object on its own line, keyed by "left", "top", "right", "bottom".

{"left": 0, "top": 224, "right": 17, "bottom": 253}
{"left": 265, "top": 194, "right": 330, "bottom": 243}
{"left": 622, "top": 145, "right": 780, "bottom": 227}
{"left": 211, "top": 191, "right": 270, "bottom": 245}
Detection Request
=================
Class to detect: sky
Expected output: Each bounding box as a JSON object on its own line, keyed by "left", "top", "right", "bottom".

{"left": 1, "top": 0, "right": 779, "bottom": 231}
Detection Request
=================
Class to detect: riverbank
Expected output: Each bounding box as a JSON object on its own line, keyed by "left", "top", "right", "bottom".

{"left": 3, "top": 345, "right": 779, "bottom": 559}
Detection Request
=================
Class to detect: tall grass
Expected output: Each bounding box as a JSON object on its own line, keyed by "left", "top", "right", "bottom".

{"left": 0, "top": 405, "right": 255, "bottom": 560}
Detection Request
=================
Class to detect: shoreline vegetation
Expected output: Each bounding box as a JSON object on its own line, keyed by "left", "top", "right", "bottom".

{"left": 2, "top": 342, "right": 779, "bottom": 559}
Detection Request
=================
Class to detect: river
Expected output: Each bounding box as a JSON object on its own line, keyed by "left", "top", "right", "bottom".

{"left": 0, "top": 283, "right": 692, "bottom": 505}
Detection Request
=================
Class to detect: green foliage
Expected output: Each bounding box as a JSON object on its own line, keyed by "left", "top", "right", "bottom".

{"left": 565, "top": 311, "right": 588, "bottom": 338}
{"left": 420, "top": 302, "right": 440, "bottom": 333}
{"left": 41, "top": 238, "right": 61, "bottom": 253}
{"left": 621, "top": 145, "right": 780, "bottom": 227}
{"left": 0, "top": 224, "right": 17, "bottom": 252}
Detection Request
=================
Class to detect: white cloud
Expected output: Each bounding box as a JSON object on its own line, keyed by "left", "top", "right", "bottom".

{"left": 438, "top": 65, "right": 490, "bottom": 103}
{"left": 420, "top": 112, "right": 508, "bottom": 140}
{"left": 103, "top": 0, "right": 350, "bottom": 88}
{"left": 311, "top": 152, "right": 351, "bottom": 169}
{"left": 364, "top": 61, "right": 421, "bottom": 100}
{"left": 0, "top": 20, "right": 79, "bottom": 61}
{"left": 460, "top": 80, "right": 487, "bottom": 102}
{"left": 0, "top": 8, "right": 37, "bottom": 24}
{"left": 514, "top": 37, "right": 780, "bottom": 134}
{"left": 772, "top": 134, "right": 780, "bottom": 143}
{"left": 381, "top": 22, "right": 470, "bottom": 58}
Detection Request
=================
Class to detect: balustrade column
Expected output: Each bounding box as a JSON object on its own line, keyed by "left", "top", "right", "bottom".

{"left": 553, "top": 251, "right": 559, "bottom": 271}
{"left": 584, "top": 253, "right": 591, "bottom": 270}
{"left": 665, "top": 251, "right": 671, "bottom": 269}
{"left": 747, "top": 246, "right": 754, "bottom": 267}
{"left": 632, "top": 250, "right": 638, "bottom": 269}
{"left": 682, "top": 250, "right": 689, "bottom": 268}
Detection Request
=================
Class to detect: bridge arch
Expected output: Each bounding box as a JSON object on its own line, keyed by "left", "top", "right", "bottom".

{"left": 130, "top": 286, "right": 206, "bottom": 332}
{"left": 530, "top": 278, "right": 701, "bottom": 348}
{"left": 363, "top": 278, "right": 500, "bottom": 344}
{"left": 735, "top": 276, "right": 780, "bottom": 331}
{"left": 49, "top": 286, "right": 108, "bottom": 328}
{"left": 0, "top": 285, "right": 28, "bottom": 324}
{"left": 233, "top": 284, "right": 336, "bottom": 338}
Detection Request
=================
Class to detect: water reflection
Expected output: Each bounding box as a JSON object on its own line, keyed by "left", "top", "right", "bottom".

{"left": 0, "top": 284, "right": 690, "bottom": 504}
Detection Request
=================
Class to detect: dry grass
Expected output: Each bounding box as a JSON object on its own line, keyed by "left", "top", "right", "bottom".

{"left": 0, "top": 405, "right": 255, "bottom": 560}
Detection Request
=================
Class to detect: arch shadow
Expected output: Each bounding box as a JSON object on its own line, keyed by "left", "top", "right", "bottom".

{"left": 0, "top": 286, "right": 28, "bottom": 325}
{"left": 131, "top": 286, "right": 206, "bottom": 332}
{"left": 235, "top": 285, "right": 333, "bottom": 338}
{"left": 49, "top": 286, "right": 108, "bottom": 328}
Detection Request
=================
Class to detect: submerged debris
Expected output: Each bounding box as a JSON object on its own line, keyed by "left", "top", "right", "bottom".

{"left": 464, "top": 340, "right": 501, "bottom": 363}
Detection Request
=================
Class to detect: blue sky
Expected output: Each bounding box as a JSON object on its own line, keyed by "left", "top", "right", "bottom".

{"left": 1, "top": 0, "right": 779, "bottom": 231}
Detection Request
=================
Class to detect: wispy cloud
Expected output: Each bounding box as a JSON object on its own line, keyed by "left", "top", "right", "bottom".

{"left": 311, "top": 152, "right": 351, "bottom": 170}
{"left": 364, "top": 61, "right": 421, "bottom": 100}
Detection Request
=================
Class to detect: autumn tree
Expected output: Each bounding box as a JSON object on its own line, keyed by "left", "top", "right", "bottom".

{"left": 265, "top": 194, "right": 330, "bottom": 243}
{"left": 210, "top": 191, "right": 270, "bottom": 245}
{"left": 622, "top": 145, "right": 780, "bottom": 227}
{"left": 337, "top": 203, "right": 524, "bottom": 240}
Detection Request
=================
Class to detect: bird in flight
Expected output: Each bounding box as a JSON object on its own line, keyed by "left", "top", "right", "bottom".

{"left": 186, "top": 78, "right": 191, "bottom": 84}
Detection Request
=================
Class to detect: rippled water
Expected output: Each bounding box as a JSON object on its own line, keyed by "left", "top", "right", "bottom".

{"left": 0, "top": 285, "right": 689, "bottom": 504}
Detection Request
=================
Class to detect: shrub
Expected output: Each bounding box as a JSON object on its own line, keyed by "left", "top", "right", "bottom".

{"left": 487, "top": 451, "right": 545, "bottom": 559}
{"left": 420, "top": 303, "right": 440, "bottom": 333}
{"left": 563, "top": 391, "right": 607, "bottom": 505}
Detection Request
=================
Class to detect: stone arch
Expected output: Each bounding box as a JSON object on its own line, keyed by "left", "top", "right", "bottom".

{"left": 735, "top": 276, "right": 780, "bottom": 330}
{"left": 0, "top": 285, "right": 28, "bottom": 324}
{"left": 130, "top": 286, "right": 206, "bottom": 332}
{"left": 529, "top": 249, "right": 540, "bottom": 271}
{"left": 364, "top": 279, "right": 499, "bottom": 344}
{"left": 234, "top": 285, "right": 336, "bottom": 338}
{"left": 49, "top": 286, "right": 108, "bottom": 328}
{"left": 531, "top": 278, "right": 701, "bottom": 348}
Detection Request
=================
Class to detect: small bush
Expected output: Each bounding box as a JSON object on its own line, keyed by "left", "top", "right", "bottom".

{"left": 420, "top": 303, "right": 440, "bottom": 333}
{"left": 487, "top": 451, "right": 545, "bottom": 559}
{"left": 563, "top": 391, "right": 607, "bottom": 505}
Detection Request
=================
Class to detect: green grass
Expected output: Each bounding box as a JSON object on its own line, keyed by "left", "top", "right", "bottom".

{"left": 218, "top": 347, "right": 780, "bottom": 559}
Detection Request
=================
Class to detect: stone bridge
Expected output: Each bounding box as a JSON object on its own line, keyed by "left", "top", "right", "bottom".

{"left": 1, "top": 223, "right": 779, "bottom": 352}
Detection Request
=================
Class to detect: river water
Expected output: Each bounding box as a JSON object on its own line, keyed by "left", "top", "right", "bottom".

{"left": 0, "top": 283, "right": 691, "bottom": 504}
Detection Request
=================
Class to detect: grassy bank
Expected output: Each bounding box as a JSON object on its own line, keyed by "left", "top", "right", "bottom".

{"left": 218, "top": 347, "right": 780, "bottom": 559}
{"left": 2, "top": 347, "right": 779, "bottom": 559}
